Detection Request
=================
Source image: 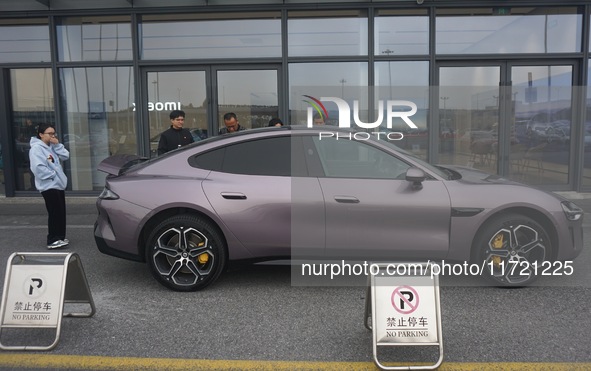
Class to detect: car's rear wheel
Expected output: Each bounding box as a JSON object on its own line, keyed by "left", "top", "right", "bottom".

{"left": 474, "top": 213, "right": 552, "bottom": 287}
{"left": 146, "top": 215, "right": 226, "bottom": 291}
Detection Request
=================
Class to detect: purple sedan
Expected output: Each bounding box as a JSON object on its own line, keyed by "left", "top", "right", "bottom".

{"left": 94, "top": 126, "right": 584, "bottom": 291}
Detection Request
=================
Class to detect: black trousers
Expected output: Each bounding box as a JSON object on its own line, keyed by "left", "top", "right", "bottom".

{"left": 41, "top": 189, "right": 66, "bottom": 244}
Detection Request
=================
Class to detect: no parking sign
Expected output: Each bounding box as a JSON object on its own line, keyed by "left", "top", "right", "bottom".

{"left": 0, "top": 252, "right": 95, "bottom": 350}
{"left": 365, "top": 263, "right": 443, "bottom": 370}
{"left": 375, "top": 278, "right": 438, "bottom": 344}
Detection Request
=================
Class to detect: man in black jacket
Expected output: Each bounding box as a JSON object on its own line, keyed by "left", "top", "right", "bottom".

{"left": 157, "top": 110, "right": 194, "bottom": 155}
{"left": 218, "top": 112, "right": 246, "bottom": 134}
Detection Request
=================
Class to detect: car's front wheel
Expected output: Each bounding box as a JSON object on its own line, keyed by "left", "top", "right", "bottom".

{"left": 474, "top": 213, "right": 552, "bottom": 287}
{"left": 146, "top": 215, "right": 226, "bottom": 291}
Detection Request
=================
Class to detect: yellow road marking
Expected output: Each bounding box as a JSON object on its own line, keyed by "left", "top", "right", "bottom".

{"left": 0, "top": 355, "right": 589, "bottom": 371}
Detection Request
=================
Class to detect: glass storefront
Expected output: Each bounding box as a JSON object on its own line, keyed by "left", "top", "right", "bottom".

{"left": 585, "top": 64, "right": 591, "bottom": 189}
{"left": 511, "top": 65, "right": 573, "bottom": 186}
{"left": 10, "top": 68, "right": 54, "bottom": 192}
{"left": 56, "top": 16, "right": 133, "bottom": 62}
{"left": 288, "top": 10, "right": 368, "bottom": 57}
{"left": 59, "top": 67, "right": 135, "bottom": 191}
{"left": 436, "top": 7, "right": 582, "bottom": 54}
{"left": 147, "top": 71, "right": 208, "bottom": 157}
{"left": 1, "top": 3, "right": 590, "bottom": 196}
{"left": 216, "top": 69, "right": 279, "bottom": 131}
{"left": 0, "top": 18, "right": 50, "bottom": 63}
{"left": 289, "top": 62, "right": 369, "bottom": 126}
{"left": 375, "top": 9, "right": 429, "bottom": 56}
{"left": 438, "top": 66, "right": 501, "bottom": 174}
{"left": 375, "top": 61, "right": 430, "bottom": 160}
{"left": 140, "top": 12, "right": 281, "bottom": 59}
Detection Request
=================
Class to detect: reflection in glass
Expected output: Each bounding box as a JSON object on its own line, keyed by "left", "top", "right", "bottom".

{"left": 148, "top": 71, "right": 208, "bottom": 157}
{"left": 217, "top": 70, "right": 278, "bottom": 133}
{"left": 288, "top": 62, "right": 368, "bottom": 126}
{"left": 140, "top": 13, "right": 281, "bottom": 59}
{"left": 511, "top": 66, "right": 572, "bottom": 186}
{"left": 0, "top": 19, "right": 50, "bottom": 63}
{"left": 436, "top": 7, "right": 582, "bottom": 54}
{"left": 57, "top": 16, "right": 132, "bottom": 61}
{"left": 60, "top": 67, "right": 135, "bottom": 191}
{"left": 376, "top": 61, "right": 429, "bottom": 160}
{"left": 375, "top": 10, "right": 428, "bottom": 56}
{"left": 288, "top": 11, "right": 368, "bottom": 57}
{"left": 10, "top": 69, "right": 54, "bottom": 192}
{"left": 583, "top": 62, "right": 591, "bottom": 189}
{"left": 438, "top": 67, "right": 500, "bottom": 175}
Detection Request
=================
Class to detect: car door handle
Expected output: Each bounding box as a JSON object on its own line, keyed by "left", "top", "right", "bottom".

{"left": 221, "top": 192, "right": 247, "bottom": 200}
{"left": 334, "top": 196, "right": 359, "bottom": 204}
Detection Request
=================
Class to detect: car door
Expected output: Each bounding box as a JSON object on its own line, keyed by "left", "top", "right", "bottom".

{"left": 202, "top": 135, "right": 325, "bottom": 258}
{"left": 307, "top": 135, "right": 451, "bottom": 261}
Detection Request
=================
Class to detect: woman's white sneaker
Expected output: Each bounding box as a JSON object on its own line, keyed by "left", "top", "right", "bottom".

{"left": 47, "top": 240, "right": 68, "bottom": 249}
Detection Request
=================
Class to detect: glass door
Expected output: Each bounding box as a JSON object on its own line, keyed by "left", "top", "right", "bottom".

{"left": 438, "top": 62, "right": 576, "bottom": 189}
{"left": 438, "top": 65, "right": 501, "bottom": 175}
{"left": 146, "top": 70, "right": 209, "bottom": 157}
{"left": 145, "top": 67, "right": 280, "bottom": 157}
{"left": 214, "top": 68, "right": 279, "bottom": 133}
{"left": 510, "top": 64, "right": 574, "bottom": 187}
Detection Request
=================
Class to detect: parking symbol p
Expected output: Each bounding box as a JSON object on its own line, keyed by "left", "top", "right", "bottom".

{"left": 29, "top": 278, "right": 43, "bottom": 295}
{"left": 391, "top": 286, "right": 419, "bottom": 314}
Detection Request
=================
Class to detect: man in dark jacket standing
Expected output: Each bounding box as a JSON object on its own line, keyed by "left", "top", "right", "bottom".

{"left": 157, "top": 110, "right": 194, "bottom": 155}
{"left": 218, "top": 112, "right": 246, "bottom": 134}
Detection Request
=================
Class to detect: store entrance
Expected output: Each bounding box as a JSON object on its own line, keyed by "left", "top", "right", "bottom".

{"left": 144, "top": 66, "right": 280, "bottom": 157}
{"left": 437, "top": 61, "right": 577, "bottom": 189}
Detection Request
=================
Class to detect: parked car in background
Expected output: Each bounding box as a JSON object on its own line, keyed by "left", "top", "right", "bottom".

{"left": 526, "top": 121, "right": 570, "bottom": 147}
{"left": 186, "top": 128, "right": 208, "bottom": 142}
{"left": 63, "top": 134, "right": 83, "bottom": 147}
{"left": 95, "top": 126, "right": 584, "bottom": 291}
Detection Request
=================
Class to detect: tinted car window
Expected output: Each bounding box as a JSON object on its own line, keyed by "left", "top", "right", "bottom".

{"left": 311, "top": 136, "right": 410, "bottom": 179}
{"left": 192, "top": 147, "right": 225, "bottom": 171}
{"left": 222, "top": 137, "right": 295, "bottom": 176}
{"left": 192, "top": 136, "right": 306, "bottom": 176}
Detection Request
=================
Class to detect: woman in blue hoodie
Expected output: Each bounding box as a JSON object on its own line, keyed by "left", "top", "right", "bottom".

{"left": 29, "top": 123, "right": 70, "bottom": 249}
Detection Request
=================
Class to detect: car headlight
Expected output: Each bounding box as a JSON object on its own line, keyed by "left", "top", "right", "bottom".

{"left": 98, "top": 187, "right": 119, "bottom": 200}
{"left": 561, "top": 201, "right": 584, "bottom": 221}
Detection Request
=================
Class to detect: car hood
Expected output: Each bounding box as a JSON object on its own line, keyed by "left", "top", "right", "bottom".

{"left": 97, "top": 154, "right": 149, "bottom": 176}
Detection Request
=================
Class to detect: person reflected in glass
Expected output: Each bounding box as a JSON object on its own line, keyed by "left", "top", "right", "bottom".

{"left": 22, "top": 119, "right": 37, "bottom": 142}
{"left": 157, "top": 110, "right": 194, "bottom": 156}
{"left": 19, "top": 118, "right": 38, "bottom": 190}
{"left": 313, "top": 113, "right": 326, "bottom": 125}
{"left": 268, "top": 118, "right": 283, "bottom": 127}
{"left": 219, "top": 112, "right": 246, "bottom": 134}
{"left": 29, "top": 123, "right": 70, "bottom": 249}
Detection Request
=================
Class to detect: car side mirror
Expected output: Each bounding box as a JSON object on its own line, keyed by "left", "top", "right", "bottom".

{"left": 405, "top": 167, "right": 426, "bottom": 190}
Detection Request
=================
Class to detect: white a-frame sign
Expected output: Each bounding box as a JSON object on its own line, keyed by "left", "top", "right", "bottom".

{"left": 0, "top": 252, "right": 95, "bottom": 350}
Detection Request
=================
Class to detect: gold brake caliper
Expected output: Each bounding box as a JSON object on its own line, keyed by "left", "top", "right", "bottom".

{"left": 197, "top": 241, "right": 209, "bottom": 265}
{"left": 491, "top": 233, "right": 504, "bottom": 267}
